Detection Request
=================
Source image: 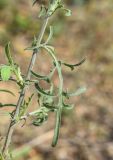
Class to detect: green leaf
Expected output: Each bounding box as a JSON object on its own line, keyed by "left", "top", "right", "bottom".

{"left": 5, "top": 42, "right": 13, "bottom": 65}
{"left": 35, "top": 83, "right": 55, "bottom": 97}
{"left": 63, "top": 87, "right": 87, "bottom": 98}
{"left": 39, "top": 5, "right": 47, "bottom": 18}
{"left": 0, "top": 103, "right": 16, "bottom": 108}
{"left": 16, "top": 65, "right": 23, "bottom": 82}
{"left": 52, "top": 104, "right": 62, "bottom": 147}
{"left": 47, "top": 1, "right": 63, "bottom": 17}
{"left": 41, "top": 84, "right": 54, "bottom": 104}
{"left": 43, "top": 103, "right": 57, "bottom": 111}
{"left": 0, "top": 89, "right": 15, "bottom": 96}
{"left": 31, "top": 70, "right": 49, "bottom": 82}
{"left": 32, "top": 107, "right": 49, "bottom": 126}
{"left": 26, "top": 93, "right": 34, "bottom": 107}
{"left": 62, "top": 101, "right": 74, "bottom": 110}
{"left": 31, "top": 67, "right": 56, "bottom": 84}
{"left": 1, "top": 65, "right": 11, "bottom": 81}
{"left": 43, "top": 95, "right": 53, "bottom": 104}
{"left": 63, "top": 8, "right": 72, "bottom": 16}
{"left": 61, "top": 58, "right": 86, "bottom": 70}
{"left": 12, "top": 64, "right": 23, "bottom": 86}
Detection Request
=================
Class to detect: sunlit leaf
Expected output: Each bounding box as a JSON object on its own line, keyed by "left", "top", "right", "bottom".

{"left": 13, "top": 64, "right": 23, "bottom": 86}
{"left": 1, "top": 65, "right": 11, "bottom": 81}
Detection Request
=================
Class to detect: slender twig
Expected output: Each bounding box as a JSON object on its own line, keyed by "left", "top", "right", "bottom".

{"left": 2, "top": 17, "right": 49, "bottom": 155}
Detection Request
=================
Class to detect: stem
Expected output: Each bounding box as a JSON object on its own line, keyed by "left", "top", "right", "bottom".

{"left": 42, "top": 46, "right": 63, "bottom": 146}
{"left": 2, "top": 17, "right": 49, "bottom": 155}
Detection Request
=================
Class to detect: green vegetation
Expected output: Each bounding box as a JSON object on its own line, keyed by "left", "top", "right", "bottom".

{"left": 0, "top": 0, "right": 86, "bottom": 159}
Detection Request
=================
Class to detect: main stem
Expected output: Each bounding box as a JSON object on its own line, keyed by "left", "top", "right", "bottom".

{"left": 2, "top": 17, "right": 49, "bottom": 155}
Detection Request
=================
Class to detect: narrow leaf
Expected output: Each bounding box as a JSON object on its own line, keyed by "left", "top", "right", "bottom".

{"left": 43, "top": 103, "right": 57, "bottom": 111}
{"left": 31, "top": 70, "right": 50, "bottom": 83}
{"left": 52, "top": 105, "right": 62, "bottom": 147}
{"left": 63, "top": 87, "right": 87, "bottom": 98}
{"left": 0, "top": 89, "right": 15, "bottom": 96}
{"left": 61, "top": 58, "right": 86, "bottom": 70}
{"left": 35, "top": 83, "right": 54, "bottom": 97}
{"left": 31, "top": 70, "right": 48, "bottom": 80}
{"left": 5, "top": 42, "right": 13, "bottom": 65}
{"left": 0, "top": 103, "right": 16, "bottom": 108}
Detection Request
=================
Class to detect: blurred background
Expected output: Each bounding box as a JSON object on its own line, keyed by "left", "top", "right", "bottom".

{"left": 0, "top": 0, "right": 113, "bottom": 159}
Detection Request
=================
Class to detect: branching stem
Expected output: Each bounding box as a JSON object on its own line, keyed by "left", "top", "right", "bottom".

{"left": 2, "top": 17, "right": 49, "bottom": 155}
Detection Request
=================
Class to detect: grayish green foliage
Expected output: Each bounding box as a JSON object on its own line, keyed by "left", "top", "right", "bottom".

{"left": 0, "top": 0, "right": 86, "bottom": 158}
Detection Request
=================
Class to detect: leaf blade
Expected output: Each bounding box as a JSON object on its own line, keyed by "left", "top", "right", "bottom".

{"left": 5, "top": 42, "right": 13, "bottom": 65}
{"left": 35, "top": 83, "right": 54, "bottom": 97}
{"left": 63, "top": 87, "right": 87, "bottom": 98}
{"left": 0, "top": 89, "right": 15, "bottom": 96}
{"left": 0, "top": 103, "right": 16, "bottom": 108}
{"left": 1, "top": 65, "right": 11, "bottom": 81}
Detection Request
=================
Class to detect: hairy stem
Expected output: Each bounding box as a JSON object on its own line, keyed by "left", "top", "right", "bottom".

{"left": 2, "top": 17, "right": 49, "bottom": 155}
